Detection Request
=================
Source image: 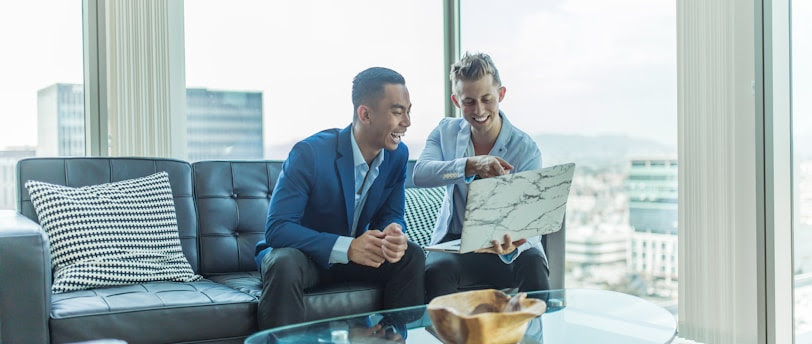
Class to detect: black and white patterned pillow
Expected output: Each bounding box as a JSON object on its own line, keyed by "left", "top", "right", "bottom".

{"left": 404, "top": 187, "right": 445, "bottom": 249}
{"left": 25, "top": 172, "right": 202, "bottom": 294}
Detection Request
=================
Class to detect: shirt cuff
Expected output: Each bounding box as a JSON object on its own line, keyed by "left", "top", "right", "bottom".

{"left": 329, "top": 236, "right": 353, "bottom": 264}
{"left": 499, "top": 249, "right": 519, "bottom": 264}
{"left": 456, "top": 157, "right": 471, "bottom": 182}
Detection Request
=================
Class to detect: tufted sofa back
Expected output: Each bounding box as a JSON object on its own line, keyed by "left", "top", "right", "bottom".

{"left": 192, "top": 161, "right": 282, "bottom": 275}
{"left": 16, "top": 157, "right": 200, "bottom": 272}
{"left": 16, "top": 157, "right": 563, "bottom": 288}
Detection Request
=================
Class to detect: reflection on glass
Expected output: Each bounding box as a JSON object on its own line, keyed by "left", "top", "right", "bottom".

{"left": 460, "top": 0, "right": 678, "bottom": 315}
{"left": 246, "top": 289, "right": 676, "bottom": 344}
{"left": 793, "top": 1, "right": 812, "bottom": 342}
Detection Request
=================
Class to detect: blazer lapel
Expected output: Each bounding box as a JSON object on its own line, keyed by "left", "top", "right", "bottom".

{"left": 455, "top": 119, "right": 470, "bottom": 159}
{"left": 336, "top": 125, "right": 355, "bottom": 235}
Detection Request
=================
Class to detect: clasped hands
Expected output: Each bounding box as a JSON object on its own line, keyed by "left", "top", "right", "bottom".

{"left": 348, "top": 223, "right": 407, "bottom": 268}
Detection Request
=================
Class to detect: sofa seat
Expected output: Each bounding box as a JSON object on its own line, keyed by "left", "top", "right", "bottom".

{"left": 207, "top": 272, "right": 384, "bottom": 322}
{"left": 49, "top": 280, "right": 256, "bottom": 344}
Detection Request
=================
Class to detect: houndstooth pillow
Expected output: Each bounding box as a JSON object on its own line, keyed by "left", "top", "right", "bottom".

{"left": 25, "top": 172, "right": 202, "bottom": 294}
{"left": 404, "top": 187, "right": 445, "bottom": 250}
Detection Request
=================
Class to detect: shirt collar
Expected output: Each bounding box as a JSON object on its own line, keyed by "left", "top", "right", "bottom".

{"left": 350, "top": 126, "right": 384, "bottom": 168}
{"left": 492, "top": 110, "right": 513, "bottom": 149}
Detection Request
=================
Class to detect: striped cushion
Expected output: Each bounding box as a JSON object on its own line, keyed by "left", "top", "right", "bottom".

{"left": 404, "top": 187, "right": 445, "bottom": 250}
{"left": 25, "top": 172, "right": 201, "bottom": 293}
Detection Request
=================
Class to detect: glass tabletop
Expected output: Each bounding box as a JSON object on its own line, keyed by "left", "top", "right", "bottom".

{"left": 245, "top": 289, "right": 677, "bottom": 344}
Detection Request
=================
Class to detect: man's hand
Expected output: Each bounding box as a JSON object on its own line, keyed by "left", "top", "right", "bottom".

{"left": 381, "top": 223, "right": 408, "bottom": 264}
{"left": 475, "top": 234, "right": 526, "bottom": 255}
{"left": 466, "top": 156, "right": 514, "bottom": 179}
{"left": 350, "top": 324, "right": 404, "bottom": 343}
{"left": 348, "top": 230, "right": 386, "bottom": 268}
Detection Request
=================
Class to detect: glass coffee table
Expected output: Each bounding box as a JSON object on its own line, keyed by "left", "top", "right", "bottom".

{"left": 245, "top": 289, "right": 677, "bottom": 343}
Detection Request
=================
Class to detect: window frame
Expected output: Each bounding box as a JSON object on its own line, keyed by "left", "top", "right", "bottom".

{"left": 82, "top": 0, "right": 108, "bottom": 156}
{"left": 758, "top": 0, "right": 794, "bottom": 342}
{"left": 79, "top": 0, "right": 796, "bottom": 341}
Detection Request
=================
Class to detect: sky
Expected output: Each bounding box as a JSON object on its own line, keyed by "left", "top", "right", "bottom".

{"left": 0, "top": 1, "right": 83, "bottom": 149}
{"left": 460, "top": 0, "right": 679, "bottom": 147}
{"left": 0, "top": 0, "right": 808, "bottom": 158}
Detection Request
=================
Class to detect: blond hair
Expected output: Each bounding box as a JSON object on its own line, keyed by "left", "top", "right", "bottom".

{"left": 449, "top": 52, "right": 502, "bottom": 87}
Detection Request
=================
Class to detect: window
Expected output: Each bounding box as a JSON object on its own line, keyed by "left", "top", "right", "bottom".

{"left": 184, "top": 0, "right": 444, "bottom": 161}
{"left": 461, "top": 0, "right": 677, "bottom": 313}
{"left": 793, "top": 0, "right": 812, "bottom": 341}
{"left": 0, "top": 1, "right": 84, "bottom": 210}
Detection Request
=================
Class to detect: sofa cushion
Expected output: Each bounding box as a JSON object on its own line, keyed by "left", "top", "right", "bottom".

{"left": 208, "top": 272, "right": 384, "bottom": 321}
{"left": 49, "top": 280, "right": 257, "bottom": 343}
{"left": 404, "top": 186, "right": 445, "bottom": 248}
{"left": 25, "top": 172, "right": 202, "bottom": 293}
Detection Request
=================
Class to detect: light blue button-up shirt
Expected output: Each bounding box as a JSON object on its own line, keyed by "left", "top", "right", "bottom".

{"left": 328, "top": 129, "right": 384, "bottom": 264}
{"left": 413, "top": 112, "right": 545, "bottom": 266}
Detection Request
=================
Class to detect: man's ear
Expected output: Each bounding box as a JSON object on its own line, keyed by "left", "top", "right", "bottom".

{"left": 498, "top": 86, "right": 506, "bottom": 102}
{"left": 451, "top": 94, "right": 461, "bottom": 108}
{"left": 357, "top": 105, "right": 371, "bottom": 123}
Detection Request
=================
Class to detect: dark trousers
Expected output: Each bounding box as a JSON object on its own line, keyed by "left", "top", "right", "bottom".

{"left": 258, "top": 241, "right": 425, "bottom": 329}
{"left": 424, "top": 240, "right": 550, "bottom": 302}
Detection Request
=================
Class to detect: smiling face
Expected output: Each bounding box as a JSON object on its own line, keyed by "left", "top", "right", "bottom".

{"left": 356, "top": 83, "right": 411, "bottom": 158}
{"left": 452, "top": 74, "right": 505, "bottom": 136}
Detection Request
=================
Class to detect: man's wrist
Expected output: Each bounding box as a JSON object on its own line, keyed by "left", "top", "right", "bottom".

{"left": 329, "top": 236, "right": 353, "bottom": 264}
{"left": 464, "top": 157, "right": 476, "bottom": 177}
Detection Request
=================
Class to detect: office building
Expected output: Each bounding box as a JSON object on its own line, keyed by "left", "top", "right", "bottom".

{"left": 626, "top": 158, "right": 678, "bottom": 296}
{"left": 37, "top": 84, "right": 85, "bottom": 157}
{"left": 186, "top": 88, "right": 263, "bottom": 161}
{"left": 563, "top": 168, "right": 632, "bottom": 287}
{"left": 567, "top": 225, "right": 629, "bottom": 267}
{"left": 36, "top": 85, "right": 264, "bottom": 161}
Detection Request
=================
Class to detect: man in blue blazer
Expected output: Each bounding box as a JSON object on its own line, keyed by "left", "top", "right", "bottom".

{"left": 413, "top": 52, "right": 550, "bottom": 302}
{"left": 254, "top": 67, "right": 424, "bottom": 329}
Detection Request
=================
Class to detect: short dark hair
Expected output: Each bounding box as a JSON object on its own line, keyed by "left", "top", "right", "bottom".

{"left": 352, "top": 67, "right": 406, "bottom": 118}
{"left": 450, "top": 52, "right": 502, "bottom": 87}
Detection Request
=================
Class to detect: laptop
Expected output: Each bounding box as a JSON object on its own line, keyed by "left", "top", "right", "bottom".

{"left": 424, "top": 162, "right": 575, "bottom": 254}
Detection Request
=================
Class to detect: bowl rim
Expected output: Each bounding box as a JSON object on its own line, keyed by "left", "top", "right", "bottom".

{"left": 426, "top": 289, "right": 547, "bottom": 320}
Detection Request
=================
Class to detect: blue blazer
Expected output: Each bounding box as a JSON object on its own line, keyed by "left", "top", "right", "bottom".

{"left": 255, "top": 125, "right": 409, "bottom": 269}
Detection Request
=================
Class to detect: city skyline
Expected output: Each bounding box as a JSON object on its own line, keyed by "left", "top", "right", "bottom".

{"left": 30, "top": 82, "right": 267, "bottom": 161}
{"left": 0, "top": 0, "right": 678, "bottom": 151}
{"left": 2, "top": 1, "right": 808, "bottom": 154}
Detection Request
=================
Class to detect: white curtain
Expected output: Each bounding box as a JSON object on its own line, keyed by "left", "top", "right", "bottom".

{"left": 105, "top": 0, "right": 186, "bottom": 158}
{"left": 678, "top": 0, "right": 763, "bottom": 342}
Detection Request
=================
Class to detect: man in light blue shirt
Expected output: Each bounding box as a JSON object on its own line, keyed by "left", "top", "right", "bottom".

{"left": 413, "top": 52, "right": 550, "bottom": 301}
{"left": 255, "top": 67, "right": 424, "bottom": 330}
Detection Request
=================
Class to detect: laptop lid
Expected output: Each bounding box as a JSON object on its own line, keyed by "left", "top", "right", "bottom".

{"left": 457, "top": 163, "right": 576, "bottom": 253}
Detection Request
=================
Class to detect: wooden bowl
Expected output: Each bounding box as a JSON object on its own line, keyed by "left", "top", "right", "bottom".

{"left": 427, "top": 289, "right": 547, "bottom": 344}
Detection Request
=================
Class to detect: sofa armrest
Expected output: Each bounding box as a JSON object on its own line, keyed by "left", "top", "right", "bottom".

{"left": 0, "top": 210, "right": 51, "bottom": 344}
{"left": 543, "top": 219, "right": 566, "bottom": 290}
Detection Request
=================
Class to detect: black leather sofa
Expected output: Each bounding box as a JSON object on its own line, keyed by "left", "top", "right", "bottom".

{"left": 0, "top": 157, "right": 564, "bottom": 343}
